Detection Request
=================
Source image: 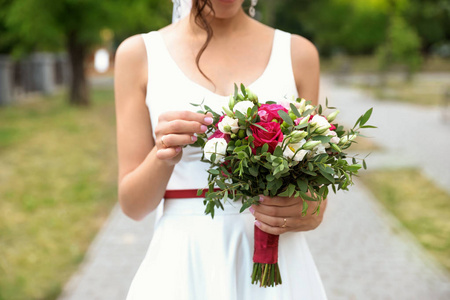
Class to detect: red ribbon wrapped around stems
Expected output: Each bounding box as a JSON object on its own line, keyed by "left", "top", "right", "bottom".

{"left": 252, "top": 225, "right": 282, "bottom": 287}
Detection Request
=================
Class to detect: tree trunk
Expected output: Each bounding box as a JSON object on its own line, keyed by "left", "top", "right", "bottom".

{"left": 67, "top": 31, "right": 89, "bottom": 106}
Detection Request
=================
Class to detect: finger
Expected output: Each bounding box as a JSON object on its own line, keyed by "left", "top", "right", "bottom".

{"left": 159, "top": 111, "right": 214, "bottom": 125}
{"left": 156, "top": 147, "right": 182, "bottom": 160}
{"left": 254, "top": 220, "right": 288, "bottom": 235}
{"left": 259, "top": 195, "right": 300, "bottom": 207}
{"left": 252, "top": 210, "right": 292, "bottom": 228}
{"left": 252, "top": 203, "right": 300, "bottom": 218}
{"left": 160, "top": 134, "right": 197, "bottom": 148}
{"left": 164, "top": 120, "right": 209, "bottom": 135}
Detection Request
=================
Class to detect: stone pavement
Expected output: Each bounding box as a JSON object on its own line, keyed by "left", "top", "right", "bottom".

{"left": 59, "top": 75, "right": 450, "bottom": 299}
{"left": 319, "top": 74, "right": 450, "bottom": 194}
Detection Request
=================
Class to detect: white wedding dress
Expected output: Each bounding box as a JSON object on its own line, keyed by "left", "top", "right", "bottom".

{"left": 126, "top": 29, "right": 327, "bottom": 300}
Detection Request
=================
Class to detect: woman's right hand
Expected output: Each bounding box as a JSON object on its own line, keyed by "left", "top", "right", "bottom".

{"left": 154, "top": 111, "right": 214, "bottom": 165}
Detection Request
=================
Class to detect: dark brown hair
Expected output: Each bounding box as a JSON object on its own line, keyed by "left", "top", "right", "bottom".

{"left": 191, "top": 0, "right": 214, "bottom": 82}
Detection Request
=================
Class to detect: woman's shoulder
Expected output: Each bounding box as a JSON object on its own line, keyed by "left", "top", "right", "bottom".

{"left": 285, "top": 31, "right": 320, "bottom": 81}
{"left": 289, "top": 33, "right": 319, "bottom": 64}
{"left": 115, "top": 35, "right": 148, "bottom": 88}
{"left": 116, "top": 34, "right": 147, "bottom": 64}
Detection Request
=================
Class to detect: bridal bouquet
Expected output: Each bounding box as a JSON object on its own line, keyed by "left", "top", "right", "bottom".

{"left": 190, "top": 84, "right": 374, "bottom": 287}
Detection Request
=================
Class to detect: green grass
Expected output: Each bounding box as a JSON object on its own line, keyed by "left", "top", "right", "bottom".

{"left": 0, "top": 88, "right": 118, "bottom": 300}
{"left": 361, "top": 168, "right": 450, "bottom": 271}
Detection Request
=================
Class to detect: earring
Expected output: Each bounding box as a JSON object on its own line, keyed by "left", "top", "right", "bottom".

{"left": 249, "top": 0, "right": 258, "bottom": 18}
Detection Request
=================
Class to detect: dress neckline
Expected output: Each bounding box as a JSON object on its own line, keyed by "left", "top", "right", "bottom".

{"left": 156, "top": 29, "right": 279, "bottom": 98}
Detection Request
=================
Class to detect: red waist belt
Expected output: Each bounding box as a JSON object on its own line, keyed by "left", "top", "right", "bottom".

{"left": 164, "top": 188, "right": 221, "bottom": 199}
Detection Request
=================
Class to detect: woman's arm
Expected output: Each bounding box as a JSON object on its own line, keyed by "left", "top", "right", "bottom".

{"left": 251, "top": 34, "right": 326, "bottom": 235}
{"left": 115, "top": 35, "right": 173, "bottom": 220}
{"left": 114, "top": 35, "right": 212, "bottom": 221}
{"left": 292, "top": 34, "right": 321, "bottom": 106}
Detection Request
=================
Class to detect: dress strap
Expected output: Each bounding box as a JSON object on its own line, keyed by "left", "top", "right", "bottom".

{"left": 141, "top": 31, "right": 169, "bottom": 75}
{"left": 268, "top": 30, "right": 295, "bottom": 82}
{"left": 251, "top": 29, "right": 298, "bottom": 100}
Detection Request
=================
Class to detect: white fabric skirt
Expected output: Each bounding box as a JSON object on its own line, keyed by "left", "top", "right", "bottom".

{"left": 126, "top": 198, "right": 327, "bottom": 300}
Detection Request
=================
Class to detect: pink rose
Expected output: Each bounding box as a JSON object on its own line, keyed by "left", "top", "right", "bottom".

{"left": 257, "top": 104, "right": 288, "bottom": 123}
{"left": 250, "top": 121, "right": 283, "bottom": 154}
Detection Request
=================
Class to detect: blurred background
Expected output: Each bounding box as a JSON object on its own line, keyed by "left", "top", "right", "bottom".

{"left": 0, "top": 0, "right": 449, "bottom": 299}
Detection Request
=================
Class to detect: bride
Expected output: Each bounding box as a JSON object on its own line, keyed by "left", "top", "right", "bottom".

{"left": 114, "top": 0, "right": 327, "bottom": 299}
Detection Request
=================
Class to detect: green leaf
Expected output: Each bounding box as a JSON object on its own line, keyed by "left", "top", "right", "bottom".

{"left": 301, "top": 201, "right": 309, "bottom": 216}
{"left": 234, "top": 83, "right": 238, "bottom": 98}
{"left": 197, "top": 189, "right": 204, "bottom": 196}
{"left": 208, "top": 169, "right": 220, "bottom": 175}
{"left": 266, "top": 174, "right": 275, "bottom": 181}
{"left": 302, "top": 170, "right": 317, "bottom": 176}
{"left": 252, "top": 123, "right": 269, "bottom": 132}
{"left": 347, "top": 164, "right": 362, "bottom": 172}
{"left": 319, "top": 169, "right": 335, "bottom": 183}
{"left": 278, "top": 184, "right": 296, "bottom": 197}
{"left": 234, "top": 145, "right": 248, "bottom": 153}
{"left": 312, "top": 135, "right": 331, "bottom": 144}
{"left": 240, "top": 200, "right": 252, "bottom": 213}
{"left": 235, "top": 110, "right": 246, "bottom": 120}
{"left": 261, "top": 143, "right": 269, "bottom": 153}
{"left": 360, "top": 108, "right": 373, "bottom": 126}
{"left": 290, "top": 103, "right": 301, "bottom": 118}
{"left": 216, "top": 180, "right": 226, "bottom": 190}
{"left": 299, "top": 191, "right": 315, "bottom": 201}
{"left": 240, "top": 83, "right": 247, "bottom": 96}
{"left": 318, "top": 164, "right": 334, "bottom": 174}
{"left": 278, "top": 110, "right": 294, "bottom": 126}
{"left": 249, "top": 165, "right": 259, "bottom": 177}
{"left": 296, "top": 179, "right": 308, "bottom": 192}
{"left": 363, "top": 159, "right": 367, "bottom": 170}
{"left": 318, "top": 104, "right": 322, "bottom": 115}
{"left": 273, "top": 146, "right": 283, "bottom": 157}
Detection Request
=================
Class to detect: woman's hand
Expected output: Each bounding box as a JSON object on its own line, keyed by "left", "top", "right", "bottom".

{"left": 154, "top": 111, "right": 213, "bottom": 165}
{"left": 250, "top": 195, "right": 327, "bottom": 235}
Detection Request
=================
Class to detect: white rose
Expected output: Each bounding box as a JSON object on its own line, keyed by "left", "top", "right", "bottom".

{"left": 204, "top": 138, "right": 228, "bottom": 163}
{"left": 325, "top": 131, "right": 340, "bottom": 147}
{"left": 282, "top": 139, "right": 309, "bottom": 161}
{"left": 330, "top": 136, "right": 340, "bottom": 145}
{"left": 311, "top": 115, "right": 331, "bottom": 129}
{"left": 314, "top": 143, "right": 327, "bottom": 156}
{"left": 218, "top": 116, "right": 239, "bottom": 134}
{"left": 233, "top": 101, "right": 254, "bottom": 115}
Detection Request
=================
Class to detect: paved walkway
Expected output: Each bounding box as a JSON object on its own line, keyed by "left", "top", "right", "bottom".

{"left": 59, "top": 75, "right": 450, "bottom": 299}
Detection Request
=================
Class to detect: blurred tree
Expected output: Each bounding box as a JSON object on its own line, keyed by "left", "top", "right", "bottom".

{"left": 0, "top": 0, "right": 171, "bottom": 105}
{"left": 404, "top": 0, "right": 450, "bottom": 53}
{"left": 377, "top": 14, "right": 422, "bottom": 80}
{"left": 273, "top": 0, "right": 390, "bottom": 56}
{"left": 272, "top": 0, "right": 449, "bottom": 58}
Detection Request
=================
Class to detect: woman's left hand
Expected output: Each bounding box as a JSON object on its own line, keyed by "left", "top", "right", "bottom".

{"left": 250, "top": 195, "right": 327, "bottom": 235}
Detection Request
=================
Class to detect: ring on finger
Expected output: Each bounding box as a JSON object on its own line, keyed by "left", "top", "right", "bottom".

{"left": 161, "top": 135, "right": 168, "bottom": 148}
{"left": 281, "top": 218, "right": 287, "bottom": 228}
